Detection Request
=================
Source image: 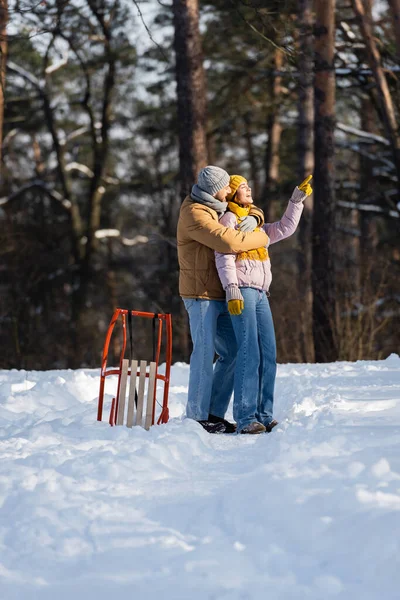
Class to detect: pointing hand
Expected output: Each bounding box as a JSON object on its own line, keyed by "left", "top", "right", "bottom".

{"left": 298, "top": 174, "right": 313, "bottom": 196}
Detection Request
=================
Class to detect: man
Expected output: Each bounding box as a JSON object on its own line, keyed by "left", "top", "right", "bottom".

{"left": 177, "top": 166, "right": 269, "bottom": 433}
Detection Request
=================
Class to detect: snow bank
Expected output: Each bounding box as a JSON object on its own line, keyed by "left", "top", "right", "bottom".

{"left": 1, "top": 356, "right": 400, "bottom": 599}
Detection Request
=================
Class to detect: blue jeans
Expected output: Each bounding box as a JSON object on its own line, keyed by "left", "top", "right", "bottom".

{"left": 183, "top": 298, "right": 237, "bottom": 421}
{"left": 230, "top": 288, "right": 277, "bottom": 432}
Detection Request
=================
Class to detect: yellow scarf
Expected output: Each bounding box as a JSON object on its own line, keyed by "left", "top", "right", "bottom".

{"left": 227, "top": 201, "right": 250, "bottom": 218}
{"left": 227, "top": 202, "right": 269, "bottom": 262}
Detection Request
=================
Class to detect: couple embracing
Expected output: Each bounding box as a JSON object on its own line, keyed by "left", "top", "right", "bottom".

{"left": 177, "top": 166, "right": 312, "bottom": 434}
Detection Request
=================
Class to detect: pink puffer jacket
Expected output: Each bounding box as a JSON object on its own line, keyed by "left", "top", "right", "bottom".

{"left": 215, "top": 190, "right": 305, "bottom": 296}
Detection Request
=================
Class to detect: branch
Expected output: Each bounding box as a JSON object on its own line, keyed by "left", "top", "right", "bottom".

{"left": 228, "top": 0, "right": 291, "bottom": 55}
{"left": 65, "top": 161, "right": 119, "bottom": 185}
{"left": 65, "top": 162, "right": 94, "bottom": 177}
{"left": 45, "top": 50, "right": 69, "bottom": 75}
{"left": 0, "top": 180, "right": 71, "bottom": 210}
{"left": 336, "top": 141, "right": 395, "bottom": 172}
{"left": 94, "top": 229, "right": 177, "bottom": 248}
{"left": 339, "top": 20, "right": 357, "bottom": 41}
{"left": 7, "top": 60, "right": 43, "bottom": 89}
{"left": 337, "top": 225, "right": 361, "bottom": 236}
{"left": 60, "top": 126, "right": 92, "bottom": 146}
{"left": 94, "top": 229, "right": 150, "bottom": 247}
{"left": 7, "top": 59, "right": 84, "bottom": 259}
{"left": 351, "top": 0, "right": 400, "bottom": 171}
{"left": 131, "top": 0, "right": 169, "bottom": 62}
{"left": 336, "top": 122, "right": 391, "bottom": 145}
{"left": 338, "top": 199, "right": 400, "bottom": 218}
{"left": 2, "top": 128, "right": 18, "bottom": 147}
{"left": 7, "top": 60, "right": 72, "bottom": 202}
{"left": 55, "top": 31, "right": 98, "bottom": 148}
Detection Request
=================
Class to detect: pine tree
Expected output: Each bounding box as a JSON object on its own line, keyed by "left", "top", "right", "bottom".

{"left": 0, "top": 0, "right": 7, "bottom": 167}
{"left": 312, "top": 0, "right": 338, "bottom": 362}
{"left": 172, "top": 0, "right": 208, "bottom": 198}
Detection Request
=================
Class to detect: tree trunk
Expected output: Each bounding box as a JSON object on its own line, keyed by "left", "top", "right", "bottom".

{"left": 172, "top": 0, "right": 208, "bottom": 199}
{"left": 33, "top": 137, "right": 45, "bottom": 176}
{"left": 359, "top": 1, "right": 378, "bottom": 290}
{"left": 0, "top": 0, "right": 8, "bottom": 167}
{"left": 388, "top": 0, "right": 400, "bottom": 59}
{"left": 262, "top": 49, "right": 283, "bottom": 220}
{"left": 84, "top": 4, "right": 116, "bottom": 271}
{"left": 243, "top": 112, "right": 260, "bottom": 200}
{"left": 352, "top": 0, "right": 400, "bottom": 195}
{"left": 359, "top": 97, "right": 379, "bottom": 280}
{"left": 312, "top": 0, "right": 338, "bottom": 363}
{"left": 297, "top": 0, "right": 315, "bottom": 363}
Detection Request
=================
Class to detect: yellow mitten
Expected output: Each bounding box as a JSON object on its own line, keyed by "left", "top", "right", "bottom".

{"left": 298, "top": 174, "right": 313, "bottom": 196}
{"left": 228, "top": 299, "right": 244, "bottom": 316}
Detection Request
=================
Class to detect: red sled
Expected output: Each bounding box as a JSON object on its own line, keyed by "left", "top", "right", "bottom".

{"left": 97, "top": 309, "right": 172, "bottom": 429}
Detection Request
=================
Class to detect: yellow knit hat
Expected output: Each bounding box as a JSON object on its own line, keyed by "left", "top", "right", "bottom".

{"left": 226, "top": 175, "right": 248, "bottom": 202}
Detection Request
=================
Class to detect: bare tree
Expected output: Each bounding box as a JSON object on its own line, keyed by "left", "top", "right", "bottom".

{"left": 358, "top": 1, "right": 379, "bottom": 286}
{"left": 263, "top": 48, "right": 283, "bottom": 219}
{"left": 387, "top": 0, "right": 400, "bottom": 59}
{"left": 81, "top": 0, "right": 116, "bottom": 280}
{"left": 3, "top": 0, "right": 121, "bottom": 366}
{"left": 172, "top": 0, "right": 208, "bottom": 198}
{"left": 0, "top": 0, "right": 7, "bottom": 166}
{"left": 172, "top": 0, "right": 208, "bottom": 360}
{"left": 352, "top": 0, "right": 400, "bottom": 195}
{"left": 243, "top": 111, "right": 261, "bottom": 200}
{"left": 297, "top": 0, "right": 315, "bottom": 362}
{"left": 312, "top": 0, "right": 338, "bottom": 363}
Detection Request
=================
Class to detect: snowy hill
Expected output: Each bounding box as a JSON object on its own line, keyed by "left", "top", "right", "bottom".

{"left": 1, "top": 356, "right": 400, "bottom": 600}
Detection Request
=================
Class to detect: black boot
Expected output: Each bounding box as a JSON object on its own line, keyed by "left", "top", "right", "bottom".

{"left": 208, "top": 414, "right": 237, "bottom": 433}
{"left": 264, "top": 419, "right": 279, "bottom": 433}
{"left": 197, "top": 420, "right": 226, "bottom": 434}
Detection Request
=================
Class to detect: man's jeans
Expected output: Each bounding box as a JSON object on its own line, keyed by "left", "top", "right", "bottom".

{"left": 183, "top": 298, "right": 237, "bottom": 421}
{"left": 230, "top": 288, "right": 277, "bottom": 432}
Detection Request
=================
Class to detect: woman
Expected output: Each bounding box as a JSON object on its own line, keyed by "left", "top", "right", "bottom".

{"left": 215, "top": 175, "right": 313, "bottom": 434}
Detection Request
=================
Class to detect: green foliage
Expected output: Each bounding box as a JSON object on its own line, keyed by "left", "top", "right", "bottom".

{"left": 1, "top": 0, "right": 399, "bottom": 368}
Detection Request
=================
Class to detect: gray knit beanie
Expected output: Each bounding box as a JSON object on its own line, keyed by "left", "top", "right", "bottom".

{"left": 197, "top": 166, "right": 230, "bottom": 196}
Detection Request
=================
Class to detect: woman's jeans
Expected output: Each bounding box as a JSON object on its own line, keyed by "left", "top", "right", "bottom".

{"left": 230, "top": 288, "right": 277, "bottom": 432}
{"left": 183, "top": 298, "right": 237, "bottom": 421}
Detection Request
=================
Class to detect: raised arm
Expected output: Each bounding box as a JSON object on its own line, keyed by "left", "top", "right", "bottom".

{"left": 264, "top": 188, "right": 306, "bottom": 245}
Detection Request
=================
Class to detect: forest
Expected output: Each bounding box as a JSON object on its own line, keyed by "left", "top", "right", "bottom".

{"left": 0, "top": 0, "right": 399, "bottom": 369}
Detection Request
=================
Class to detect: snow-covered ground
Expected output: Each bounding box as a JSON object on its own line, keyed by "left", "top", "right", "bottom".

{"left": 1, "top": 356, "right": 400, "bottom": 600}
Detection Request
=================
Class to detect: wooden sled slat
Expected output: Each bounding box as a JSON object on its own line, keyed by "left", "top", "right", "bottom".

{"left": 126, "top": 359, "right": 138, "bottom": 428}
{"left": 116, "top": 359, "right": 129, "bottom": 425}
{"left": 135, "top": 360, "right": 147, "bottom": 427}
{"left": 144, "top": 362, "right": 157, "bottom": 431}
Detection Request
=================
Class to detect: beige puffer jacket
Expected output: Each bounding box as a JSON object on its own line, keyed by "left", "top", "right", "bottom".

{"left": 177, "top": 196, "right": 268, "bottom": 299}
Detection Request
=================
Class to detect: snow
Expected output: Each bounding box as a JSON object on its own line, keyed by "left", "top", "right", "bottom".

{"left": 1, "top": 356, "right": 400, "bottom": 599}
